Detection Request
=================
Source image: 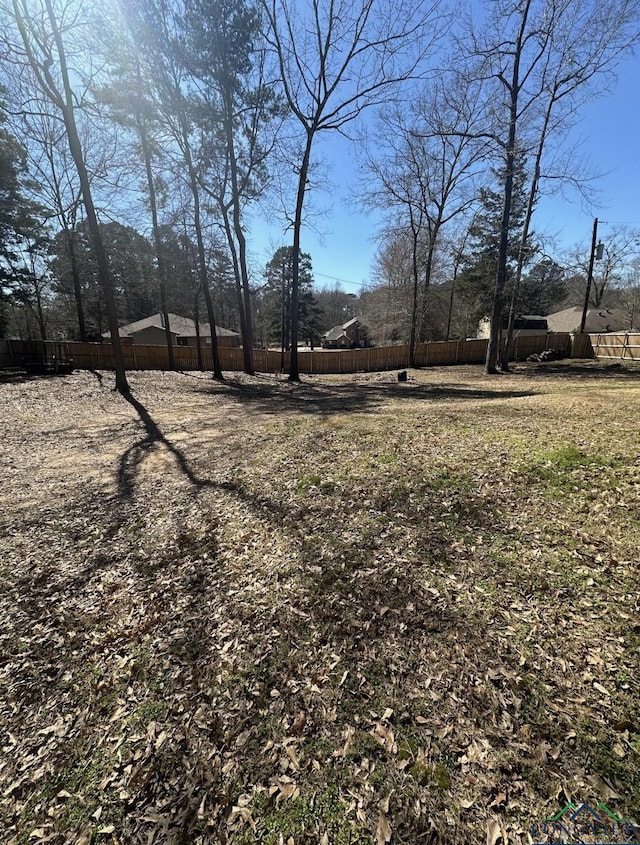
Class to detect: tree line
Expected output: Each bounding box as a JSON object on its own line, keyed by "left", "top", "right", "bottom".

{"left": 0, "top": 0, "right": 638, "bottom": 391}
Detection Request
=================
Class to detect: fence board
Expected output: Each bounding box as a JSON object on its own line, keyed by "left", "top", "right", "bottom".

{"left": 590, "top": 332, "right": 640, "bottom": 361}
{"left": 1, "top": 332, "right": 582, "bottom": 376}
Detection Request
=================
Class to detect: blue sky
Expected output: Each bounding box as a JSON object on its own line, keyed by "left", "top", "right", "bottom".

{"left": 248, "top": 47, "right": 640, "bottom": 294}
{"left": 535, "top": 50, "right": 640, "bottom": 251}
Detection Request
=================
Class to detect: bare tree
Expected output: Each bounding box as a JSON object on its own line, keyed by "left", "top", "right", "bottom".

{"left": 5, "top": 222, "right": 52, "bottom": 340}
{"left": 184, "top": 0, "right": 285, "bottom": 376}
{"left": 571, "top": 225, "right": 640, "bottom": 308}
{"left": 459, "top": 0, "right": 640, "bottom": 374}
{"left": 363, "top": 71, "right": 489, "bottom": 364}
{"left": 3, "top": 0, "right": 130, "bottom": 392}
{"left": 617, "top": 255, "right": 640, "bottom": 331}
{"left": 500, "top": 0, "right": 640, "bottom": 369}
{"left": 261, "top": 0, "right": 449, "bottom": 380}
{"left": 124, "top": 0, "right": 224, "bottom": 379}
{"left": 5, "top": 102, "right": 88, "bottom": 339}
{"left": 95, "top": 20, "right": 177, "bottom": 367}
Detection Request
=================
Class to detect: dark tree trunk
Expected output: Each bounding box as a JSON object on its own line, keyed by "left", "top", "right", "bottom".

{"left": 43, "top": 0, "right": 129, "bottom": 393}
{"left": 409, "top": 224, "right": 419, "bottom": 368}
{"left": 222, "top": 211, "right": 251, "bottom": 372}
{"left": 485, "top": 1, "right": 531, "bottom": 375}
{"left": 224, "top": 99, "right": 254, "bottom": 374}
{"left": 137, "top": 111, "right": 174, "bottom": 369}
{"left": 289, "top": 134, "right": 314, "bottom": 382}
{"left": 65, "top": 226, "right": 87, "bottom": 342}
{"left": 179, "top": 114, "right": 223, "bottom": 380}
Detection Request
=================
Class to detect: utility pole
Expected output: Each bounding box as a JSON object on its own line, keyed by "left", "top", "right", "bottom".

{"left": 280, "top": 258, "right": 286, "bottom": 374}
{"left": 580, "top": 218, "right": 599, "bottom": 334}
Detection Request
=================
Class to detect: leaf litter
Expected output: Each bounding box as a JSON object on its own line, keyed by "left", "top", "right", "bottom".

{"left": 1, "top": 363, "right": 639, "bottom": 844}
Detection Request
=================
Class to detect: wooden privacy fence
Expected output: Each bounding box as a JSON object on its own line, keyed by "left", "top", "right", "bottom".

{"left": 589, "top": 333, "right": 640, "bottom": 361}
{"left": 1, "top": 332, "right": 575, "bottom": 375}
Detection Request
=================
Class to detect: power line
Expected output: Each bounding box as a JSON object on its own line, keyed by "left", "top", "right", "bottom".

{"left": 254, "top": 247, "right": 371, "bottom": 291}
{"left": 598, "top": 219, "right": 640, "bottom": 228}
{"left": 312, "top": 270, "right": 371, "bottom": 290}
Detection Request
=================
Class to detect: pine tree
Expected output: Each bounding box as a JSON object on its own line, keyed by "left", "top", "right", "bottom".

{"left": 262, "top": 247, "right": 322, "bottom": 350}
{"left": 455, "top": 157, "right": 533, "bottom": 335}
{"left": 0, "top": 116, "right": 47, "bottom": 337}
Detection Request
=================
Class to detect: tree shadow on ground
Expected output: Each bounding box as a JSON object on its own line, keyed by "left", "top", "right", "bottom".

{"left": 520, "top": 361, "right": 640, "bottom": 380}
{"left": 117, "top": 391, "right": 289, "bottom": 524}
{"left": 109, "top": 421, "right": 506, "bottom": 843}
{"left": 5, "top": 377, "right": 605, "bottom": 845}
{"left": 191, "top": 374, "right": 537, "bottom": 417}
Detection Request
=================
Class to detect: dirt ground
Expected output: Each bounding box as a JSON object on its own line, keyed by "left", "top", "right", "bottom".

{"left": 1, "top": 363, "right": 639, "bottom": 845}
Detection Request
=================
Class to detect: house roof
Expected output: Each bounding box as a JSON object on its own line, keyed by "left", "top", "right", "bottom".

{"left": 324, "top": 326, "right": 349, "bottom": 342}
{"left": 342, "top": 317, "right": 365, "bottom": 330}
{"left": 513, "top": 315, "right": 548, "bottom": 330}
{"left": 546, "top": 306, "right": 629, "bottom": 334}
{"left": 103, "top": 313, "right": 239, "bottom": 338}
{"left": 323, "top": 317, "right": 367, "bottom": 340}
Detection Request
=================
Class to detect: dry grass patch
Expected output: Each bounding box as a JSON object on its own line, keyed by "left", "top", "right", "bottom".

{"left": 1, "top": 362, "right": 639, "bottom": 845}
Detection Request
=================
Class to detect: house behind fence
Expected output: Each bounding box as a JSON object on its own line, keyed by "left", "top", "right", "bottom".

{"left": 101, "top": 312, "right": 240, "bottom": 348}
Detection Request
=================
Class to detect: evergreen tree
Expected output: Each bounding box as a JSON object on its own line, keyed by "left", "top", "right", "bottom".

{"left": 456, "top": 157, "right": 534, "bottom": 334}
{"left": 0, "top": 114, "right": 47, "bottom": 337}
{"left": 183, "top": 0, "right": 283, "bottom": 372}
{"left": 261, "top": 247, "right": 322, "bottom": 349}
{"left": 49, "top": 220, "right": 157, "bottom": 338}
{"left": 518, "top": 258, "right": 566, "bottom": 316}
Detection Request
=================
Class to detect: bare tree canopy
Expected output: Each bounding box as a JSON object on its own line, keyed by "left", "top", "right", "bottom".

{"left": 261, "top": 0, "right": 450, "bottom": 380}
{"left": 455, "top": 0, "right": 640, "bottom": 373}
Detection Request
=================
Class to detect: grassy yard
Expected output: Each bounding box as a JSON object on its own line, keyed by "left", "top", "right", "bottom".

{"left": 1, "top": 362, "right": 639, "bottom": 845}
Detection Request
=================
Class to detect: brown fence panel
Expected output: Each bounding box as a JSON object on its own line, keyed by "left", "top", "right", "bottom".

{"left": 457, "top": 339, "right": 488, "bottom": 363}
{"left": 1, "top": 332, "right": 598, "bottom": 375}
{"left": 569, "top": 334, "right": 594, "bottom": 358}
{"left": 511, "top": 332, "right": 571, "bottom": 361}
{"left": 1, "top": 338, "right": 77, "bottom": 367}
{"left": 55, "top": 341, "right": 110, "bottom": 369}
{"left": 622, "top": 335, "right": 640, "bottom": 360}
{"left": 172, "top": 347, "right": 201, "bottom": 370}
{"left": 591, "top": 332, "right": 640, "bottom": 360}
{"left": 0, "top": 339, "right": 14, "bottom": 368}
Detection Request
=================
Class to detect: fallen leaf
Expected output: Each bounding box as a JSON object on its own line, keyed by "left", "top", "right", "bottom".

{"left": 486, "top": 819, "right": 506, "bottom": 845}
{"left": 489, "top": 792, "right": 506, "bottom": 808}
{"left": 376, "top": 812, "right": 392, "bottom": 845}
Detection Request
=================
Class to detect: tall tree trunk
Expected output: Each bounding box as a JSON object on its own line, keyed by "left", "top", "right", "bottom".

{"left": 136, "top": 110, "right": 174, "bottom": 369}
{"left": 65, "top": 225, "right": 87, "bottom": 342}
{"left": 42, "top": 0, "right": 129, "bottom": 393}
{"left": 179, "top": 113, "right": 223, "bottom": 380}
{"left": 409, "top": 221, "right": 419, "bottom": 368}
{"left": 224, "top": 99, "right": 254, "bottom": 374}
{"left": 501, "top": 83, "right": 555, "bottom": 372}
{"left": 420, "top": 233, "right": 437, "bottom": 342}
{"left": 485, "top": 0, "right": 531, "bottom": 375}
{"left": 34, "top": 283, "right": 47, "bottom": 341}
{"left": 221, "top": 210, "right": 251, "bottom": 372}
{"left": 194, "top": 293, "right": 204, "bottom": 370}
{"left": 446, "top": 247, "right": 463, "bottom": 342}
{"left": 289, "top": 132, "right": 314, "bottom": 382}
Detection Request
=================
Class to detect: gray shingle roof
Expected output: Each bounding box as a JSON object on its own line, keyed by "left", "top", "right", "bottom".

{"left": 546, "top": 307, "right": 629, "bottom": 334}
{"left": 324, "top": 326, "right": 348, "bottom": 341}
{"left": 104, "top": 313, "right": 239, "bottom": 338}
